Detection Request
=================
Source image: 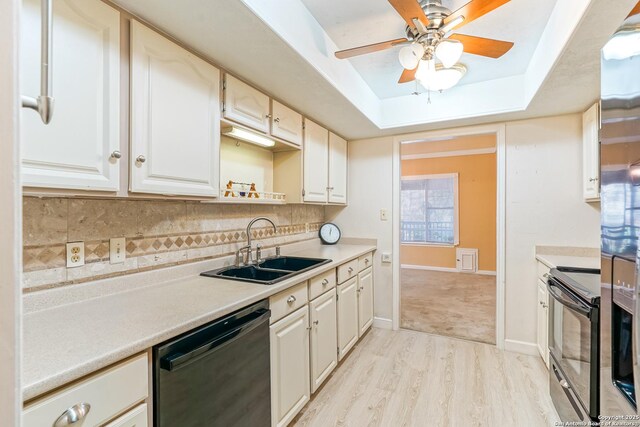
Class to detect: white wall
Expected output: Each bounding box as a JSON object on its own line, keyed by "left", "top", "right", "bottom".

{"left": 329, "top": 113, "right": 601, "bottom": 349}
{"left": 326, "top": 136, "right": 395, "bottom": 322}
{"left": 0, "top": 0, "right": 22, "bottom": 423}
{"left": 504, "top": 114, "right": 600, "bottom": 347}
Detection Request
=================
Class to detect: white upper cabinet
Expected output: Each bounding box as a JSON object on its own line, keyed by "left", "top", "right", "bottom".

{"left": 21, "top": 0, "right": 120, "bottom": 191}
{"left": 583, "top": 102, "right": 600, "bottom": 201}
{"left": 223, "top": 74, "right": 270, "bottom": 133}
{"left": 303, "top": 119, "right": 329, "bottom": 203}
{"left": 328, "top": 132, "right": 347, "bottom": 204}
{"left": 309, "top": 289, "right": 338, "bottom": 393}
{"left": 271, "top": 100, "right": 303, "bottom": 146}
{"left": 130, "top": 21, "right": 220, "bottom": 197}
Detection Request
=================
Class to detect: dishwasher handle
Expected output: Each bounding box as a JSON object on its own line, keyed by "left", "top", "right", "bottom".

{"left": 160, "top": 308, "right": 270, "bottom": 372}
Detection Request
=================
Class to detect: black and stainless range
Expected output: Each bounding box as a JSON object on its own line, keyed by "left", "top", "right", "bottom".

{"left": 548, "top": 267, "right": 601, "bottom": 422}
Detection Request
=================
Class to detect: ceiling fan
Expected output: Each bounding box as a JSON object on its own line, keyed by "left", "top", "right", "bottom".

{"left": 334, "top": 0, "right": 514, "bottom": 91}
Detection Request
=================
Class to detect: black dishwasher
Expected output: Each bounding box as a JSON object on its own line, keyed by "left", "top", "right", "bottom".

{"left": 153, "top": 299, "right": 271, "bottom": 427}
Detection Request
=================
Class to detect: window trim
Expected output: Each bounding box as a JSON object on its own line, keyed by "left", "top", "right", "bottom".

{"left": 401, "top": 173, "right": 459, "bottom": 246}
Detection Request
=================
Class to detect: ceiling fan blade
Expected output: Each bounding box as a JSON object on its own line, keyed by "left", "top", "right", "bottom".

{"left": 335, "top": 38, "right": 410, "bottom": 59}
{"left": 449, "top": 34, "right": 513, "bottom": 58}
{"left": 444, "top": 0, "right": 510, "bottom": 30}
{"left": 398, "top": 66, "right": 418, "bottom": 84}
{"left": 388, "top": 0, "right": 429, "bottom": 29}
{"left": 628, "top": 1, "right": 640, "bottom": 18}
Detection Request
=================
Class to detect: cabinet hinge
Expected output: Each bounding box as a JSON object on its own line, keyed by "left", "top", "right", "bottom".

{"left": 337, "top": 346, "right": 340, "bottom": 356}
{"left": 302, "top": 122, "right": 306, "bottom": 130}
{"left": 336, "top": 292, "right": 338, "bottom": 301}
{"left": 302, "top": 189, "right": 305, "bottom": 197}
{"left": 222, "top": 102, "right": 226, "bottom": 113}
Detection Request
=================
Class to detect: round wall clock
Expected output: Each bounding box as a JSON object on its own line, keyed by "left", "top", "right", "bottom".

{"left": 319, "top": 223, "right": 341, "bottom": 245}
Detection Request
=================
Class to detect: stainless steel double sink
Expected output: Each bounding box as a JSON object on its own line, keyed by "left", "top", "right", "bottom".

{"left": 201, "top": 256, "right": 331, "bottom": 285}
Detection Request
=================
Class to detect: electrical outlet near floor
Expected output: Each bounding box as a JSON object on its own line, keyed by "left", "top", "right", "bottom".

{"left": 110, "top": 237, "right": 126, "bottom": 264}
{"left": 66, "top": 242, "right": 85, "bottom": 268}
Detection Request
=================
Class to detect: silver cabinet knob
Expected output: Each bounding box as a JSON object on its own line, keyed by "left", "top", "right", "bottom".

{"left": 136, "top": 155, "right": 146, "bottom": 163}
{"left": 365, "top": 259, "right": 369, "bottom": 264}
{"left": 54, "top": 403, "right": 91, "bottom": 427}
{"left": 589, "top": 177, "right": 599, "bottom": 182}
{"left": 286, "top": 295, "right": 296, "bottom": 304}
{"left": 265, "top": 114, "right": 272, "bottom": 119}
{"left": 348, "top": 267, "right": 353, "bottom": 273}
{"left": 322, "top": 279, "right": 329, "bottom": 285}
{"left": 110, "top": 150, "right": 121, "bottom": 160}
{"left": 274, "top": 117, "right": 280, "bottom": 123}
{"left": 542, "top": 303, "right": 548, "bottom": 309}
{"left": 313, "top": 320, "right": 319, "bottom": 325}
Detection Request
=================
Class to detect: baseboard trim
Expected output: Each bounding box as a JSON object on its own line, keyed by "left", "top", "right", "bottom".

{"left": 477, "top": 270, "right": 497, "bottom": 276}
{"left": 401, "top": 264, "right": 497, "bottom": 276}
{"left": 373, "top": 317, "right": 393, "bottom": 330}
{"left": 504, "top": 339, "right": 539, "bottom": 356}
{"left": 401, "top": 264, "right": 457, "bottom": 273}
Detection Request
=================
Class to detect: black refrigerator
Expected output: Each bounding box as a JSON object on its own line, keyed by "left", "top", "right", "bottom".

{"left": 599, "top": 14, "right": 640, "bottom": 420}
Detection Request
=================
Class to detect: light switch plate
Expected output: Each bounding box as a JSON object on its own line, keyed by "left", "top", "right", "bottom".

{"left": 381, "top": 252, "right": 392, "bottom": 263}
{"left": 380, "top": 209, "right": 388, "bottom": 221}
{"left": 110, "top": 237, "right": 126, "bottom": 264}
{"left": 66, "top": 242, "right": 85, "bottom": 268}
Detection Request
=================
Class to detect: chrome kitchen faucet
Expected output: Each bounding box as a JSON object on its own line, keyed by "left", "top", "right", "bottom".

{"left": 235, "top": 217, "right": 278, "bottom": 266}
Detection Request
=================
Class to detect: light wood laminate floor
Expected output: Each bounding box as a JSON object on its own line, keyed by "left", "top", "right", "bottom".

{"left": 292, "top": 328, "right": 558, "bottom": 427}
{"left": 401, "top": 269, "right": 496, "bottom": 344}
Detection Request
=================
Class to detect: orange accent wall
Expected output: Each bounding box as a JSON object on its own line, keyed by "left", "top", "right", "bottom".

{"left": 400, "top": 153, "right": 497, "bottom": 271}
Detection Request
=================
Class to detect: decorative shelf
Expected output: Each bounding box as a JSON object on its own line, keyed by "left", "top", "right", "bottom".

{"left": 216, "top": 189, "right": 287, "bottom": 204}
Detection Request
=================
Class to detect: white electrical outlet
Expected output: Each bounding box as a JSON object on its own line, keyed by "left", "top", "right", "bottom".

{"left": 380, "top": 209, "right": 388, "bottom": 221}
{"left": 381, "top": 252, "right": 392, "bottom": 263}
{"left": 66, "top": 242, "right": 85, "bottom": 268}
{"left": 110, "top": 237, "right": 126, "bottom": 264}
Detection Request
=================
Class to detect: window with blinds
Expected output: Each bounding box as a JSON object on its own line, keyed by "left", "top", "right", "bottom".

{"left": 401, "top": 174, "right": 459, "bottom": 245}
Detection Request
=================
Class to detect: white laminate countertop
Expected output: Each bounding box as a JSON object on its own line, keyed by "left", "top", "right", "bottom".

{"left": 22, "top": 242, "right": 376, "bottom": 401}
{"left": 535, "top": 254, "right": 600, "bottom": 270}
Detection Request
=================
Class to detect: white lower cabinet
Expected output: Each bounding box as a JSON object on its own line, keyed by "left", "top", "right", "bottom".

{"left": 336, "top": 276, "right": 359, "bottom": 361}
{"left": 309, "top": 289, "right": 338, "bottom": 393}
{"left": 23, "top": 353, "right": 148, "bottom": 427}
{"left": 537, "top": 278, "right": 549, "bottom": 367}
{"left": 104, "top": 403, "right": 148, "bottom": 427}
{"left": 270, "top": 306, "right": 310, "bottom": 427}
{"left": 357, "top": 267, "right": 374, "bottom": 337}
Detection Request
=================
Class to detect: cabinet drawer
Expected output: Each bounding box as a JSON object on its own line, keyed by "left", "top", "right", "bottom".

{"left": 23, "top": 353, "right": 148, "bottom": 427}
{"left": 358, "top": 252, "right": 373, "bottom": 272}
{"left": 337, "top": 259, "right": 359, "bottom": 284}
{"left": 537, "top": 261, "right": 551, "bottom": 282}
{"left": 270, "top": 281, "right": 308, "bottom": 324}
{"left": 308, "top": 269, "right": 337, "bottom": 301}
{"left": 104, "top": 403, "right": 148, "bottom": 427}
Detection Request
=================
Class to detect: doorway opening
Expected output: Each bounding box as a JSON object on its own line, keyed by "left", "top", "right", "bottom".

{"left": 399, "top": 133, "right": 498, "bottom": 345}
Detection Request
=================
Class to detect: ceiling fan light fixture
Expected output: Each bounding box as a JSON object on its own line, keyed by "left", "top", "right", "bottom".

{"left": 435, "top": 39, "right": 464, "bottom": 68}
{"left": 603, "top": 25, "right": 640, "bottom": 60}
{"left": 398, "top": 44, "right": 425, "bottom": 70}
{"left": 417, "top": 63, "right": 467, "bottom": 92}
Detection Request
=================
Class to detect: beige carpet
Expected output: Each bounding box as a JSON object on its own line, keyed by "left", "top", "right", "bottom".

{"left": 400, "top": 269, "right": 496, "bottom": 345}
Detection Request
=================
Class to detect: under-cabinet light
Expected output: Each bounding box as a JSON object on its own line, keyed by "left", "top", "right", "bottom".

{"left": 222, "top": 126, "right": 275, "bottom": 148}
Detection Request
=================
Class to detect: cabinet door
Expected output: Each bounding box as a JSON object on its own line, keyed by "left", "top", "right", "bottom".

{"left": 270, "top": 306, "right": 310, "bottom": 427}
{"left": 104, "top": 404, "right": 148, "bottom": 427}
{"left": 303, "top": 119, "right": 329, "bottom": 203}
{"left": 130, "top": 21, "right": 220, "bottom": 197}
{"left": 21, "top": 0, "right": 120, "bottom": 191}
{"left": 223, "top": 74, "right": 270, "bottom": 133}
{"left": 272, "top": 100, "right": 303, "bottom": 146}
{"left": 309, "top": 290, "right": 338, "bottom": 393}
{"left": 583, "top": 103, "right": 600, "bottom": 201}
{"left": 328, "top": 132, "right": 347, "bottom": 204}
{"left": 537, "top": 279, "right": 549, "bottom": 367}
{"left": 336, "top": 277, "right": 359, "bottom": 361}
{"left": 357, "top": 266, "right": 374, "bottom": 336}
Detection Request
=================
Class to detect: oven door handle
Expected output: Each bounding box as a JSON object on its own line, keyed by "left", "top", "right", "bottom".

{"left": 547, "top": 282, "right": 591, "bottom": 317}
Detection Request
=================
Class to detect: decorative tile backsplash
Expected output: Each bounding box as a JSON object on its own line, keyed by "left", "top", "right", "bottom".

{"left": 23, "top": 197, "right": 325, "bottom": 292}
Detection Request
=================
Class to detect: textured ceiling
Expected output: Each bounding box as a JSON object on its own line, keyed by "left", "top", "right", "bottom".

{"left": 300, "top": 0, "right": 556, "bottom": 98}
